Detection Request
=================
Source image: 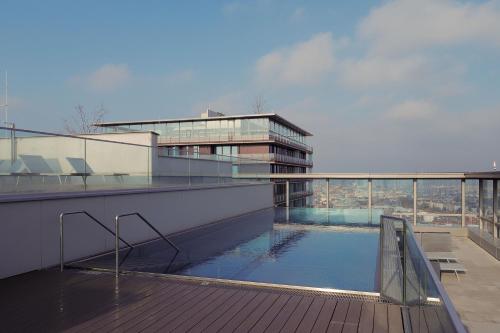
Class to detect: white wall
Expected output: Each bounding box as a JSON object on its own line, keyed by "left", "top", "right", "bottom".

{"left": 0, "top": 182, "right": 273, "bottom": 279}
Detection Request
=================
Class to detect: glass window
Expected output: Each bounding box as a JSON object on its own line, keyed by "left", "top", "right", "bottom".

{"left": 165, "top": 122, "right": 179, "bottom": 137}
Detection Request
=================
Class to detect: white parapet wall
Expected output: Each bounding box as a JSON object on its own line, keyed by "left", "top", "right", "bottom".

{"left": 0, "top": 182, "right": 273, "bottom": 279}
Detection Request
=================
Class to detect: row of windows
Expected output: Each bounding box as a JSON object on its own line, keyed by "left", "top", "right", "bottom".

{"left": 269, "top": 145, "right": 307, "bottom": 159}
{"left": 271, "top": 165, "right": 307, "bottom": 174}
{"left": 107, "top": 117, "right": 308, "bottom": 145}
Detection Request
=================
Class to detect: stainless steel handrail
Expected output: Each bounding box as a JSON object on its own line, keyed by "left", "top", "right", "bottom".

{"left": 114, "top": 212, "right": 180, "bottom": 277}
{"left": 59, "top": 211, "right": 134, "bottom": 271}
{"left": 380, "top": 215, "right": 467, "bottom": 333}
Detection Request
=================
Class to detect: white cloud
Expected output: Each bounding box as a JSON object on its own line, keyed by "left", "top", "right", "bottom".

{"left": 339, "top": 55, "right": 427, "bottom": 88}
{"left": 385, "top": 100, "right": 438, "bottom": 121}
{"left": 255, "top": 32, "right": 335, "bottom": 86}
{"left": 359, "top": 0, "right": 500, "bottom": 54}
{"left": 71, "top": 64, "right": 131, "bottom": 92}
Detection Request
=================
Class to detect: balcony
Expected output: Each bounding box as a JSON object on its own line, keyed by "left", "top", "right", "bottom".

{"left": 156, "top": 130, "right": 313, "bottom": 152}
{"left": 235, "top": 153, "right": 313, "bottom": 167}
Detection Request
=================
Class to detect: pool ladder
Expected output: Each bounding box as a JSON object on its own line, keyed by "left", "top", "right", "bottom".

{"left": 59, "top": 210, "right": 180, "bottom": 276}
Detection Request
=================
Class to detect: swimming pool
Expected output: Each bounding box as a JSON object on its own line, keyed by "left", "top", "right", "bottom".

{"left": 76, "top": 208, "right": 380, "bottom": 292}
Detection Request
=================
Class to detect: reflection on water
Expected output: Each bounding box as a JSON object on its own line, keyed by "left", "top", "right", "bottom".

{"left": 73, "top": 208, "right": 380, "bottom": 292}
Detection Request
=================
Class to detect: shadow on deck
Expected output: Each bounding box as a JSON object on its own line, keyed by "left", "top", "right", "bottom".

{"left": 0, "top": 269, "right": 426, "bottom": 332}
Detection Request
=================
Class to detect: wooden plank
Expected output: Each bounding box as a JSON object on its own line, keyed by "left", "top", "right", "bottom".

{"left": 216, "top": 292, "right": 271, "bottom": 332}
{"left": 248, "top": 294, "right": 290, "bottom": 332}
{"left": 373, "top": 303, "right": 388, "bottom": 333}
{"left": 96, "top": 282, "right": 197, "bottom": 332}
{"left": 263, "top": 295, "right": 302, "bottom": 332}
{"left": 169, "top": 288, "right": 238, "bottom": 332}
{"left": 73, "top": 281, "right": 183, "bottom": 332}
{"left": 230, "top": 293, "right": 280, "bottom": 332}
{"left": 409, "top": 306, "right": 428, "bottom": 333}
{"left": 6, "top": 271, "right": 113, "bottom": 331}
{"left": 189, "top": 290, "right": 253, "bottom": 333}
{"left": 295, "top": 298, "right": 325, "bottom": 333}
{"left": 27, "top": 272, "right": 126, "bottom": 332}
{"left": 63, "top": 276, "right": 175, "bottom": 332}
{"left": 341, "top": 301, "right": 363, "bottom": 333}
{"left": 311, "top": 299, "right": 337, "bottom": 333}
{"left": 141, "top": 287, "right": 224, "bottom": 332}
{"left": 423, "top": 307, "right": 444, "bottom": 333}
{"left": 358, "top": 302, "right": 375, "bottom": 333}
{"left": 98, "top": 282, "right": 194, "bottom": 332}
{"left": 388, "top": 304, "right": 404, "bottom": 333}
{"left": 279, "top": 296, "right": 314, "bottom": 332}
{"left": 111, "top": 285, "right": 211, "bottom": 332}
{"left": 327, "top": 300, "right": 350, "bottom": 333}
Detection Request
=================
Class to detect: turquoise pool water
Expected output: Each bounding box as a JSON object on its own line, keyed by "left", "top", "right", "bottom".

{"left": 81, "top": 208, "right": 381, "bottom": 292}
{"left": 175, "top": 224, "right": 379, "bottom": 291}
{"left": 170, "top": 208, "right": 381, "bottom": 291}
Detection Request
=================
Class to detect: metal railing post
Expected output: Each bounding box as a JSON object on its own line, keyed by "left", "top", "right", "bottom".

{"left": 402, "top": 221, "right": 407, "bottom": 306}
{"left": 115, "top": 216, "right": 119, "bottom": 278}
{"left": 413, "top": 179, "right": 417, "bottom": 226}
{"left": 461, "top": 179, "right": 466, "bottom": 228}
{"left": 188, "top": 154, "right": 191, "bottom": 186}
{"left": 368, "top": 179, "right": 372, "bottom": 223}
{"left": 479, "top": 179, "right": 484, "bottom": 230}
{"left": 59, "top": 214, "right": 64, "bottom": 272}
{"left": 326, "top": 178, "right": 330, "bottom": 209}
{"left": 285, "top": 180, "right": 290, "bottom": 207}
{"left": 493, "top": 180, "right": 498, "bottom": 238}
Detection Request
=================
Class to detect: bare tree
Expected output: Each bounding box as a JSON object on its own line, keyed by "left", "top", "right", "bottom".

{"left": 252, "top": 95, "right": 266, "bottom": 114}
{"left": 63, "top": 104, "right": 107, "bottom": 134}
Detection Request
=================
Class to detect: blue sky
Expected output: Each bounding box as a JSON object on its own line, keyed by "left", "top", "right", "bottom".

{"left": 1, "top": 0, "right": 500, "bottom": 172}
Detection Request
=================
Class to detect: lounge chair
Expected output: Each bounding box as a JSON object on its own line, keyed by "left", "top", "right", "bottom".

{"left": 439, "top": 262, "right": 467, "bottom": 280}
{"left": 426, "top": 251, "right": 458, "bottom": 263}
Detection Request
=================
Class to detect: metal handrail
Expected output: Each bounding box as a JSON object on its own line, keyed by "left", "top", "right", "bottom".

{"left": 59, "top": 211, "right": 134, "bottom": 271}
{"left": 114, "top": 212, "right": 180, "bottom": 277}
{"left": 380, "top": 215, "right": 467, "bottom": 333}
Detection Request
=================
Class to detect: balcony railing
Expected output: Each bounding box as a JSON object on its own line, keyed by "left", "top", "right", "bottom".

{"left": 232, "top": 153, "right": 313, "bottom": 167}
{"left": 155, "top": 130, "right": 313, "bottom": 152}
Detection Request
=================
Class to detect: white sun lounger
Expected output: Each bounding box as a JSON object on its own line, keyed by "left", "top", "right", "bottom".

{"left": 426, "top": 251, "right": 458, "bottom": 262}
{"left": 439, "top": 262, "right": 467, "bottom": 280}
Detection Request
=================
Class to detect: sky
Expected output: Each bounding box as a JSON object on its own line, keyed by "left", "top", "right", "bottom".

{"left": 1, "top": 0, "right": 500, "bottom": 172}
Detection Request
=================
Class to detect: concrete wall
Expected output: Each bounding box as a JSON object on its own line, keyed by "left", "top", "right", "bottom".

{"left": 0, "top": 182, "right": 273, "bottom": 279}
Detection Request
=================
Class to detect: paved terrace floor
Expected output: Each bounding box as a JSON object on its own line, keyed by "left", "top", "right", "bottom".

{"left": 0, "top": 269, "right": 418, "bottom": 333}
{"left": 419, "top": 233, "right": 500, "bottom": 333}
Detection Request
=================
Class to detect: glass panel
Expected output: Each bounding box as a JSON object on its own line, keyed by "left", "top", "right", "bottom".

{"left": 372, "top": 179, "right": 413, "bottom": 221}
{"left": 416, "top": 180, "right": 461, "bottom": 227}
{"left": 311, "top": 179, "right": 327, "bottom": 208}
{"left": 483, "top": 180, "right": 494, "bottom": 234}
{"left": 465, "top": 179, "right": 479, "bottom": 226}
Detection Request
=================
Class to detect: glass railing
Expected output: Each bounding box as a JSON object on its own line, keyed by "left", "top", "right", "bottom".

{"left": 300, "top": 178, "right": 480, "bottom": 228}
{"left": 380, "top": 215, "right": 466, "bottom": 333}
{"left": 0, "top": 126, "right": 268, "bottom": 196}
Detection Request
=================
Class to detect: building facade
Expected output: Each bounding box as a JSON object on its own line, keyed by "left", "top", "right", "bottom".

{"left": 96, "top": 110, "right": 313, "bottom": 205}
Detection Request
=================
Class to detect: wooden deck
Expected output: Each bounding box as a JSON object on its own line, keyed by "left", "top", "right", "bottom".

{"left": 0, "top": 269, "right": 449, "bottom": 332}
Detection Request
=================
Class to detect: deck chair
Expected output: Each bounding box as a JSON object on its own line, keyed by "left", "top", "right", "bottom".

{"left": 425, "top": 252, "right": 458, "bottom": 263}
{"left": 439, "top": 262, "right": 467, "bottom": 280}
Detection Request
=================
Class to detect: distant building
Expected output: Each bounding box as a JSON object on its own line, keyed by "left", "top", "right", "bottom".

{"left": 96, "top": 111, "right": 314, "bottom": 205}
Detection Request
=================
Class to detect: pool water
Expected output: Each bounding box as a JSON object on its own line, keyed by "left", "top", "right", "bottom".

{"left": 76, "top": 208, "right": 380, "bottom": 292}
{"left": 175, "top": 225, "right": 379, "bottom": 291}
